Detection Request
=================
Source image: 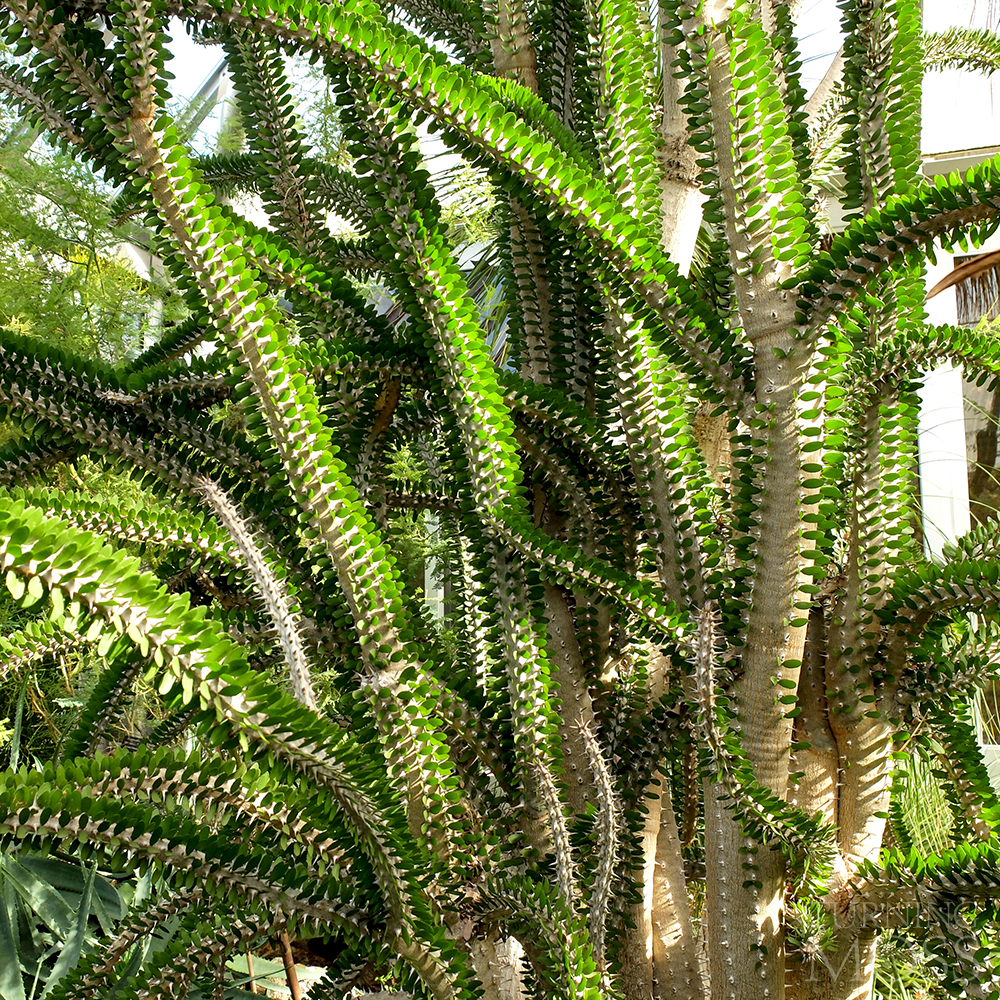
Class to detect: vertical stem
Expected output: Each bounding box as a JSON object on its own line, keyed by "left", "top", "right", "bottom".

{"left": 652, "top": 778, "right": 703, "bottom": 1000}
{"left": 279, "top": 930, "right": 303, "bottom": 1000}
{"left": 246, "top": 952, "right": 260, "bottom": 995}
{"left": 658, "top": 6, "right": 703, "bottom": 276}
{"left": 621, "top": 653, "right": 701, "bottom": 999}
{"left": 788, "top": 606, "right": 838, "bottom": 827}
{"left": 471, "top": 937, "right": 527, "bottom": 1000}
{"left": 621, "top": 782, "right": 660, "bottom": 1000}
{"left": 704, "top": 784, "right": 786, "bottom": 1000}
{"left": 544, "top": 584, "right": 597, "bottom": 815}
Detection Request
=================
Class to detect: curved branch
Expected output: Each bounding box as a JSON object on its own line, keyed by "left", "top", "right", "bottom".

{"left": 882, "top": 557, "right": 1000, "bottom": 641}
{"left": 0, "top": 61, "right": 89, "bottom": 148}
{"left": 797, "top": 156, "right": 1000, "bottom": 329}
{"left": 924, "top": 26, "right": 1000, "bottom": 76}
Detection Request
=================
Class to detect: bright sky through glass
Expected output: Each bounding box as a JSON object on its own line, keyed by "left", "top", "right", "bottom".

{"left": 163, "top": 21, "right": 224, "bottom": 102}
{"left": 795, "top": 0, "right": 1000, "bottom": 153}
{"left": 923, "top": 0, "right": 1000, "bottom": 152}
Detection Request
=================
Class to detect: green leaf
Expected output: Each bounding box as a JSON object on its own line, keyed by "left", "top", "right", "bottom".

{"left": 23, "top": 577, "right": 44, "bottom": 609}
{"left": 40, "top": 862, "right": 94, "bottom": 998}
{"left": 5, "top": 571, "right": 24, "bottom": 601}
{"left": 49, "top": 588, "right": 64, "bottom": 621}
{"left": 0, "top": 884, "right": 26, "bottom": 1000}
{"left": 16, "top": 857, "right": 122, "bottom": 924}
{"left": 9, "top": 680, "right": 25, "bottom": 773}
{"left": 0, "top": 855, "right": 75, "bottom": 939}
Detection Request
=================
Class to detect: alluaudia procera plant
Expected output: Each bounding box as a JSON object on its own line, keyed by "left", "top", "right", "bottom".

{"left": 2, "top": 0, "right": 1000, "bottom": 996}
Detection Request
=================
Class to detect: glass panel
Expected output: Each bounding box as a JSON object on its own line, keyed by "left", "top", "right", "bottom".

{"left": 959, "top": 254, "right": 1000, "bottom": 524}
{"left": 953, "top": 254, "right": 1000, "bottom": 765}
{"left": 964, "top": 378, "right": 1000, "bottom": 525}
{"left": 981, "top": 680, "right": 1000, "bottom": 746}
{"left": 955, "top": 253, "right": 1000, "bottom": 325}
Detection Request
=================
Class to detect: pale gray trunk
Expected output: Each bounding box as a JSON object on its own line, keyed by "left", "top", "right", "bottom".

{"left": 544, "top": 584, "right": 598, "bottom": 816}
{"left": 658, "top": 13, "right": 703, "bottom": 276}
{"left": 652, "top": 781, "right": 702, "bottom": 999}
{"left": 621, "top": 782, "right": 661, "bottom": 1000}
{"left": 621, "top": 650, "right": 702, "bottom": 1000}
{"left": 704, "top": 784, "right": 786, "bottom": 1000}
{"left": 470, "top": 937, "right": 528, "bottom": 1000}
{"left": 788, "top": 608, "right": 838, "bottom": 827}
{"left": 621, "top": 776, "right": 702, "bottom": 1000}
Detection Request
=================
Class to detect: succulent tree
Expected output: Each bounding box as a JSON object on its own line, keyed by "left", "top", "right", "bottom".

{"left": 2, "top": 0, "right": 1000, "bottom": 997}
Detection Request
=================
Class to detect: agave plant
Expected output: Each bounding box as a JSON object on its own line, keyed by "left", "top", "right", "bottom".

{"left": 1, "top": 0, "right": 1000, "bottom": 997}
{"left": 0, "top": 675, "right": 228, "bottom": 1000}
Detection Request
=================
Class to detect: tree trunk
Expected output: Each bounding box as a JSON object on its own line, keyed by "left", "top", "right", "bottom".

{"left": 652, "top": 780, "right": 702, "bottom": 999}
{"left": 470, "top": 937, "right": 528, "bottom": 1000}
{"left": 786, "top": 928, "right": 878, "bottom": 1000}
{"left": 705, "top": 785, "right": 787, "bottom": 1000}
